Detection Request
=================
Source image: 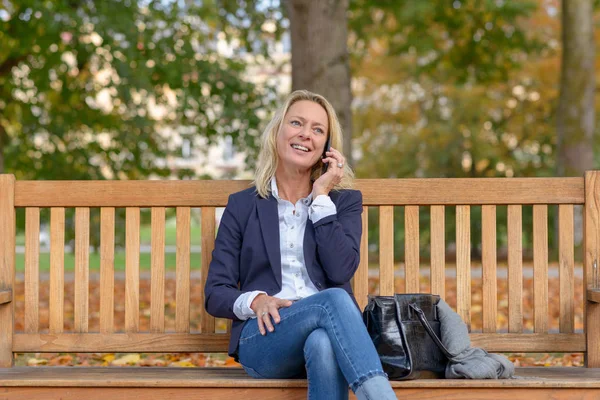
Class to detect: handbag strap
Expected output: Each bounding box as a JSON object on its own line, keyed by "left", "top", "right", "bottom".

{"left": 408, "top": 303, "right": 458, "bottom": 359}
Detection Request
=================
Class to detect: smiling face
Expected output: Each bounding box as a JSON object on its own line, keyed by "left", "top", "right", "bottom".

{"left": 276, "top": 100, "right": 329, "bottom": 172}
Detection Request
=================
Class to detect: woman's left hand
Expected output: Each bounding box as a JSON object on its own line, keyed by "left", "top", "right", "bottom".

{"left": 313, "top": 146, "right": 345, "bottom": 197}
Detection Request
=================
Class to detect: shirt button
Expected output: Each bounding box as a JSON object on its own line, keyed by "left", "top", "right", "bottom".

{"left": 290, "top": 243, "right": 294, "bottom": 248}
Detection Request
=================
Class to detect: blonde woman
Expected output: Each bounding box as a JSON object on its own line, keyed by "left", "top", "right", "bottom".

{"left": 205, "top": 90, "right": 397, "bottom": 400}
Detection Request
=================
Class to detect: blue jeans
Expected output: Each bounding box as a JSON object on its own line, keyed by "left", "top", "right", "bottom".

{"left": 237, "top": 288, "right": 394, "bottom": 400}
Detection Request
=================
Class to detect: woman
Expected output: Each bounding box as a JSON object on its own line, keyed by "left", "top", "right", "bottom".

{"left": 205, "top": 90, "right": 397, "bottom": 400}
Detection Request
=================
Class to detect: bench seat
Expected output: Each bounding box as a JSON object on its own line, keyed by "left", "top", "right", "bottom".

{"left": 0, "top": 366, "right": 599, "bottom": 399}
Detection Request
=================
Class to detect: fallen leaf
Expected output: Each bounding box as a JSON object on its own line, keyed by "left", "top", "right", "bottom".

{"left": 111, "top": 354, "right": 141, "bottom": 366}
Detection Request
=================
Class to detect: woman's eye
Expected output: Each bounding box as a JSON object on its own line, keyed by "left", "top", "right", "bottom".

{"left": 314, "top": 127, "right": 324, "bottom": 134}
{"left": 291, "top": 120, "right": 301, "bottom": 126}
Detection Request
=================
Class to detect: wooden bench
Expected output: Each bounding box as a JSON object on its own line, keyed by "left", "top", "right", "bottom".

{"left": 1, "top": 172, "right": 600, "bottom": 399}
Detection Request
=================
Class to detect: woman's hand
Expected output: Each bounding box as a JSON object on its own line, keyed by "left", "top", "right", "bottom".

{"left": 250, "top": 294, "right": 293, "bottom": 335}
{"left": 313, "top": 146, "right": 346, "bottom": 197}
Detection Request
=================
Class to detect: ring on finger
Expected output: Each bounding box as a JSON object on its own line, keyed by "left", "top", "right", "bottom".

{"left": 261, "top": 312, "right": 268, "bottom": 317}
{"left": 337, "top": 162, "right": 343, "bottom": 168}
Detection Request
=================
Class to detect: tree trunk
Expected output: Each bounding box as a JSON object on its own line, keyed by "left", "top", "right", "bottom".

{"left": 286, "top": 0, "right": 353, "bottom": 165}
{"left": 556, "top": 0, "right": 595, "bottom": 177}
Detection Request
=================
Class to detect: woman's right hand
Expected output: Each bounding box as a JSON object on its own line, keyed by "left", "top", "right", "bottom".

{"left": 250, "top": 294, "right": 293, "bottom": 335}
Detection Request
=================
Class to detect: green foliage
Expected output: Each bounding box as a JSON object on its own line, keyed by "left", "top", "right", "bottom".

{"left": 348, "top": 0, "right": 568, "bottom": 259}
{"left": 0, "top": 0, "right": 276, "bottom": 181}
{"left": 349, "top": 0, "right": 540, "bottom": 83}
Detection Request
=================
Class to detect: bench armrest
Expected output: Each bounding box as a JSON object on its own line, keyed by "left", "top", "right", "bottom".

{"left": 587, "top": 289, "right": 600, "bottom": 303}
{"left": 0, "top": 289, "right": 11, "bottom": 305}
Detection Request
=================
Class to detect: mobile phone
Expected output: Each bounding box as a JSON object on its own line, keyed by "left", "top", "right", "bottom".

{"left": 321, "top": 136, "right": 331, "bottom": 174}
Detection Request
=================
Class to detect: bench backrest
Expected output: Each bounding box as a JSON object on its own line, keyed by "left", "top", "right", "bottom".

{"left": 0, "top": 173, "right": 599, "bottom": 367}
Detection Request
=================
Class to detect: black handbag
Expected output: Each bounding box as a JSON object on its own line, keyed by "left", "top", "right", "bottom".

{"left": 363, "top": 294, "right": 456, "bottom": 380}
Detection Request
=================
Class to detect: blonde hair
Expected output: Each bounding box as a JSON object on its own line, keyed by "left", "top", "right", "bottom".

{"left": 253, "top": 90, "right": 354, "bottom": 198}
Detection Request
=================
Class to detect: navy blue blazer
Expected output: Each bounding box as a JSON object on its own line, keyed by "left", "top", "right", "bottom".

{"left": 204, "top": 186, "right": 363, "bottom": 359}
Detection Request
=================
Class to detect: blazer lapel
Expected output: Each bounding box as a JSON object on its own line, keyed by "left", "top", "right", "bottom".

{"left": 303, "top": 218, "right": 316, "bottom": 274}
{"left": 257, "top": 195, "right": 282, "bottom": 286}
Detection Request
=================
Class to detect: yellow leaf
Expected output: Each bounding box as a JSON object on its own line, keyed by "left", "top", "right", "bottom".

{"left": 27, "top": 358, "right": 48, "bottom": 366}
{"left": 170, "top": 360, "right": 196, "bottom": 367}
{"left": 111, "top": 354, "right": 141, "bottom": 366}
{"left": 103, "top": 354, "right": 115, "bottom": 362}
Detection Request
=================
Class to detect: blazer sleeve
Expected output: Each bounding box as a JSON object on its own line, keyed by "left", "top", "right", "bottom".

{"left": 312, "top": 190, "right": 363, "bottom": 285}
{"left": 204, "top": 194, "right": 246, "bottom": 321}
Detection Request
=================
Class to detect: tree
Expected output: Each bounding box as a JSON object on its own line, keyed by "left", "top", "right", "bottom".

{"left": 285, "top": 0, "right": 354, "bottom": 164}
{"left": 347, "top": 0, "right": 549, "bottom": 260}
{"left": 0, "top": 0, "right": 274, "bottom": 181}
{"left": 556, "top": 0, "right": 595, "bottom": 177}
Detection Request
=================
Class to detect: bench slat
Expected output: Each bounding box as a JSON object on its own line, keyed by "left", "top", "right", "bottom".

{"left": 353, "top": 206, "right": 369, "bottom": 311}
{"left": 1, "top": 366, "right": 598, "bottom": 389}
{"left": 0, "top": 175, "right": 14, "bottom": 367}
{"left": 456, "top": 205, "right": 471, "bottom": 328}
{"left": 13, "top": 333, "right": 230, "bottom": 353}
{"left": 430, "top": 206, "right": 445, "bottom": 298}
{"left": 508, "top": 205, "right": 523, "bottom": 333}
{"left": 49, "top": 207, "right": 65, "bottom": 334}
{"left": 405, "top": 206, "right": 419, "bottom": 293}
{"left": 379, "top": 206, "right": 394, "bottom": 296}
{"left": 14, "top": 178, "right": 584, "bottom": 207}
{"left": 25, "top": 207, "right": 40, "bottom": 333}
{"left": 11, "top": 332, "right": 585, "bottom": 354}
{"left": 533, "top": 205, "right": 548, "bottom": 333}
{"left": 559, "top": 205, "right": 575, "bottom": 333}
{"left": 151, "top": 207, "right": 166, "bottom": 333}
{"left": 200, "top": 207, "right": 216, "bottom": 333}
{"left": 100, "top": 207, "right": 115, "bottom": 333}
{"left": 125, "top": 208, "right": 140, "bottom": 332}
{"left": 482, "top": 205, "right": 497, "bottom": 333}
{"left": 176, "top": 207, "right": 191, "bottom": 333}
{"left": 74, "top": 207, "right": 90, "bottom": 333}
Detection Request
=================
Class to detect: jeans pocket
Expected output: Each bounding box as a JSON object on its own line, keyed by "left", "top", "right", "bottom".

{"left": 241, "top": 363, "right": 267, "bottom": 379}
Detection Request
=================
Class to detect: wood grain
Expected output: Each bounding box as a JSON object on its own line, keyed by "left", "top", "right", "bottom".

{"left": 508, "top": 205, "right": 523, "bottom": 333}
{"left": 353, "top": 206, "right": 369, "bottom": 311}
{"left": 533, "top": 205, "right": 548, "bottom": 333}
{"left": 100, "top": 208, "right": 115, "bottom": 333}
{"left": 74, "top": 207, "right": 90, "bottom": 333}
{"left": 3, "top": 387, "right": 600, "bottom": 400}
{"left": 0, "top": 175, "right": 14, "bottom": 367}
{"left": 0, "top": 290, "right": 11, "bottom": 305}
{"left": 587, "top": 289, "right": 600, "bottom": 303}
{"left": 379, "top": 206, "right": 394, "bottom": 296}
{"left": 150, "top": 207, "right": 165, "bottom": 333}
{"left": 176, "top": 207, "right": 191, "bottom": 333}
{"left": 14, "top": 178, "right": 584, "bottom": 207}
{"left": 49, "top": 208, "right": 64, "bottom": 334}
{"left": 456, "top": 205, "right": 471, "bottom": 328}
{"left": 125, "top": 208, "right": 140, "bottom": 333}
{"left": 482, "top": 205, "right": 497, "bottom": 333}
{"left": 559, "top": 205, "right": 574, "bottom": 333}
{"left": 24, "top": 208, "right": 39, "bottom": 333}
{"left": 200, "top": 207, "right": 216, "bottom": 333}
{"left": 0, "top": 366, "right": 598, "bottom": 388}
{"left": 405, "top": 206, "right": 420, "bottom": 293}
{"left": 430, "top": 206, "right": 445, "bottom": 298}
{"left": 585, "top": 171, "right": 600, "bottom": 367}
